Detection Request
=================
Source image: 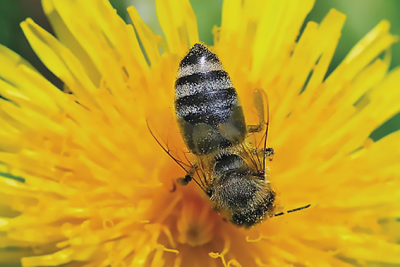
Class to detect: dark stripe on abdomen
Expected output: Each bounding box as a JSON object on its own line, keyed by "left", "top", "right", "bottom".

{"left": 175, "top": 87, "right": 238, "bottom": 127}
{"left": 175, "top": 70, "right": 229, "bottom": 88}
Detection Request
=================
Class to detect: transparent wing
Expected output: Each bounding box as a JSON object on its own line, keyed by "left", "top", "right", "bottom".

{"left": 147, "top": 120, "right": 211, "bottom": 195}
{"left": 241, "top": 89, "right": 273, "bottom": 177}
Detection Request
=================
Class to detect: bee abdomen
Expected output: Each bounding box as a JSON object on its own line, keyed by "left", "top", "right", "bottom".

{"left": 177, "top": 43, "right": 222, "bottom": 79}
{"left": 175, "top": 86, "right": 237, "bottom": 126}
{"left": 175, "top": 68, "right": 233, "bottom": 98}
{"left": 174, "top": 44, "right": 246, "bottom": 155}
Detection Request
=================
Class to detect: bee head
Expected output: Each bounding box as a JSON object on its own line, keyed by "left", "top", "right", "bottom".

{"left": 211, "top": 153, "right": 276, "bottom": 227}
{"left": 229, "top": 188, "right": 276, "bottom": 227}
{"left": 211, "top": 170, "right": 276, "bottom": 227}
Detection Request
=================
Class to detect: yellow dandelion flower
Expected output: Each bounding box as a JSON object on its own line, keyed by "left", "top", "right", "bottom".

{"left": 1, "top": 0, "right": 400, "bottom": 266}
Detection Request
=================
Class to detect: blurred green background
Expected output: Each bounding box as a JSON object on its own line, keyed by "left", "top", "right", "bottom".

{"left": 0, "top": 0, "right": 399, "bottom": 141}
{"left": 0, "top": 0, "right": 399, "bottom": 266}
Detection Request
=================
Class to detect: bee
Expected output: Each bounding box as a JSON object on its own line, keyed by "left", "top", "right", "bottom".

{"left": 173, "top": 43, "right": 276, "bottom": 227}
{"left": 149, "top": 43, "right": 309, "bottom": 227}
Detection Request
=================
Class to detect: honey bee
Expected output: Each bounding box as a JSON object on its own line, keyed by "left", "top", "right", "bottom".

{"left": 149, "top": 43, "right": 309, "bottom": 227}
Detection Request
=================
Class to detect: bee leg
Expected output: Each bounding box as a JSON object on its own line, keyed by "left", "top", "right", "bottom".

{"left": 254, "top": 147, "right": 275, "bottom": 161}
{"left": 247, "top": 124, "right": 263, "bottom": 133}
{"left": 247, "top": 89, "right": 268, "bottom": 134}
{"left": 264, "top": 147, "right": 275, "bottom": 161}
{"left": 177, "top": 174, "right": 193, "bottom": 186}
{"left": 177, "top": 165, "right": 196, "bottom": 186}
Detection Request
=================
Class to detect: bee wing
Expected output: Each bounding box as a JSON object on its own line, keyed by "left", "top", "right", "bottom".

{"left": 253, "top": 89, "right": 267, "bottom": 130}
{"left": 147, "top": 120, "right": 193, "bottom": 172}
{"left": 242, "top": 89, "right": 272, "bottom": 175}
{"left": 192, "top": 156, "right": 214, "bottom": 194}
{"left": 256, "top": 89, "right": 271, "bottom": 175}
{"left": 253, "top": 88, "right": 270, "bottom": 149}
{"left": 147, "top": 120, "right": 213, "bottom": 195}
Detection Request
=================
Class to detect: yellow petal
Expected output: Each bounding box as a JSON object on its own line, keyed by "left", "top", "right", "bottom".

{"left": 155, "top": 0, "right": 199, "bottom": 54}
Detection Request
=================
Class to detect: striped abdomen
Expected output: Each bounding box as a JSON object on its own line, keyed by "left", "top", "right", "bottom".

{"left": 174, "top": 43, "right": 246, "bottom": 155}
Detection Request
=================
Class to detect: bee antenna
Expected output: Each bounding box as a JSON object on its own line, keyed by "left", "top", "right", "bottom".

{"left": 146, "top": 119, "right": 210, "bottom": 195}
{"left": 273, "top": 204, "right": 311, "bottom": 217}
{"left": 146, "top": 119, "right": 189, "bottom": 172}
